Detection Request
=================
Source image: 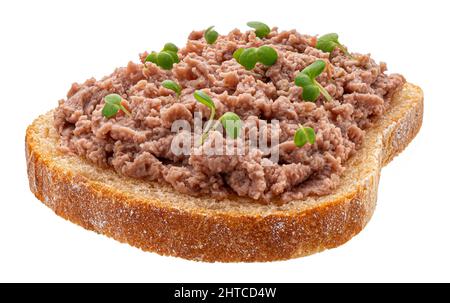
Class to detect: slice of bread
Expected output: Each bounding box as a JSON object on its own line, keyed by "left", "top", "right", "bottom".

{"left": 25, "top": 83, "right": 423, "bottom": 262}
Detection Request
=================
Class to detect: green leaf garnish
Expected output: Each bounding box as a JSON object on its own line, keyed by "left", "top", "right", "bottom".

{"left": 193, "top": 91, "right": 242, "bottom": 143}
{"left": 204, "top": 26, "right": 219, "bottom": 44}
{"left": 157, "top": 51, "right": 175, "bottom": 70}
{"left": 162, "top": 80, "right": 181, "bottom": 96}
{"left": 300, "top": 82, "right": 321, "bottom": 101}
{"left": 316, "top": 33, "right": 350, "bottom": 56}
{"left": 301, "top": 60, "right": 327, "bottom": 79}
{"left": 256, "top": 46, "right": 278, "bottom": 66}
{"left": 234, "top": 46, "right": 278, "bottom": 70}
{"left": 194, "top": 90, "right": 215, "bottom": 110}
{"left": 219, "top": 112, "right": 241, "bottom": 139}
{"left": 145, "top": 43, "right": 179, "bottom": 70}
{"left": 102, "top": 94, "right": 131, "bottom": 118}
{"left": 247, "top": 21, "right": 270, "bottom": 38}
{"left": 233, "top": 48, "right": 244, "bottom": 63}
{"left": 145, "top": 51, "right": 158, "bottom": 63}
{"left": 163, "top": 42, "right": 179, "bottom": 53}
{"left": 294, "top": 125, "right": 316, "bottom": 148}
{"left": 238, "top": 47, "right": 258, "bottom": 70}
{"left": 194, "top": 90, "right": 216, "bottom": 144}
{"left": 165, "top": 50, "right": 179, "bottom": 63}
{"left": 163, "top": 43, "right": 179, "bottom": 63}
{"left": 295, "top": 60, "right": 332, "bottom": 102}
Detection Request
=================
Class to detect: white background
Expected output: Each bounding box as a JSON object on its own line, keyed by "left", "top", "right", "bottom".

{"left": 1, "top": 0, "right": 449, "bottom": 282}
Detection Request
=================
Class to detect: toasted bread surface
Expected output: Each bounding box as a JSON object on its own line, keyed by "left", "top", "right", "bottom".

{"left": 25, "top": 83, "right": 423, "bottom": 262}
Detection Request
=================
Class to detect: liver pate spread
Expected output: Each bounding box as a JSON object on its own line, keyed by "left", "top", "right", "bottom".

{"left": 54, "top": 27, "right": 405, "bottom": 202}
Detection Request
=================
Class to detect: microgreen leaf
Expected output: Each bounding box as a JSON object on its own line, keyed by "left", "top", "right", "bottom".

{"left": 233, "top": 48, "right": 244, "bottom": 63}
{"left": 235, "top": 46, "right": 278, "bottom": 70}
{"left": 256, "top": 45, "right": 278, "bottom": 66}
{"left": 193, "top": 91, "right": 241, "bottom": 143}
{"left": 304, "top": 127, "right": 316, "bottom": 144}
{"left": 247, "top": 21, "right": 270, "bottom": 39}
{"left": 238, "top": 47, "right": 258, "bottom": 70}
{"left": 194, "top": 90, "right": 217, "bottom": 144}
{"left": 219, "top": 112, "right": 241, "bottom": 139}
{"left": 302, "top": 85, "right": 321, "bottom": 102}
{"left": 295, "top": 60, "right": 332, "bottom": 102}
{"left": 294, "top": 73, "right": 312, "bottom": 87}
{"left": 162, "top": 80, "right": 181, "bottom": 96}
{"left": 165, "top": 50, "right": 179, "bottom": 63}
{"left": 316, "top": 33, "right": 339, "bottom": 53}
{"left": 145, "top": 51, "right": 158, "bottom": 63}
{"left": 163, "top": 42, "right": 178, "bottom": 53}
{"left": 316, "top": 33, "right": 350, "bottom": 56}
{"left": 157, "top": 51, "right": 175, "bottom": 70}
{"left": 294, "top": 125, "right": 316, "bottom": 148}
{"left": 102, "top": 94, "right": 121, "bottom": 118}
{"left": 146, "top": 43, "right": 179, "bottom": 70}
{"left": 194, "top": 90, "right": 215, "bottom": 110}
{"left": 102, "top": 94, "right": 131, "bottom": 118}
{"left": 204, "top": 26, "right": 219, "bottom": 44}
{"left": 301, "top": 60, "right": 326, "bottom": 79}
{"left": 105, "top": 93, "right": 122, "bottom": 105}
{"left": 102, "top": 105, "right": 120, "bottom": 118}
{"left": 314, "top": 79, "right": 332, "bottom": 102}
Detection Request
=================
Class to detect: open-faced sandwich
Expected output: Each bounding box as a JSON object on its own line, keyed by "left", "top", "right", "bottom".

{"left": 26, "top": 22, "right": 423, "bottom": 262}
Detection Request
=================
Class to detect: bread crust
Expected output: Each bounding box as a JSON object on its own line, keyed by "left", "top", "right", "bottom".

{"left": 25, "top": 83, "right": 423, "bottom": 262}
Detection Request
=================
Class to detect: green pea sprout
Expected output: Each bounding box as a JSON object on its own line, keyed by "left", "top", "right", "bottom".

{"left": 193, "top": 90, "right": 241, "bottom": 143}
{"left": 316, "top": 33, "right": 350, "bottom": 56}
{"left": 204, "top": 26, "right": 219, "bottom": 44}
{"left": 233, "top": 46, "right": 278, "bottom": 70}
{"left": 237, "top": 47, "right": 258, "bottom": 70}
{"left": 157, "top": 51, "right": 175, "bottom": 70}
{"left": 166, "top": 50, "right": 180, "bottom": 63}
{"left": 247, "top": 21, "right": 270, "bottom": 39}
{"left": 162, "top": 80, "right": 181, "bottom": 96}
{"left": 102, "top": 94, "right": 131, "bottom": 118}
{"left": 294, "top": 125, "right": 316, "bottom": 148}
{"left": 219, "top": 112, "right": 241, "bottom": 139}
{"left": 194, "top": 90, "right": 216, "bottom": 140}
{"left": 163, "top": 42, "right": 179, "bottom": 53}
{"left": 295, "top": 60, "right": 332, "bottom": 102}
{"left": 145, "top": 51, "right": 158, "bottom": 64}
{"left": 233, "top": 48, "right": 244, "bottom": 61}
{"left": 256, "top": 45, "right": 278, "bottom": 66}
{"left": 194, "top": 90, "right": 215, "bottom": 114}
{"left": 144, "top": 42, "right": 180, "bottom": 70}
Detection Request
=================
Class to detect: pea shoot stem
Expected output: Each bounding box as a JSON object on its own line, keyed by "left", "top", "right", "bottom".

{"left": 200, "top": 119, "right": 220, "bottom": 144}
{"left": 102, "top": 94, "right": 132, "bottom": 118}
{"left": 337, "top": 44, "right": 353, "bottom": 59}
{"left": 193, "top": 90, "right": 241, "bottom": 144}
{"left": 204, "top": 107, "right": 216, "bottom": 133}
{"left": 200, "top": 113, "right": 240, "bottom": 144}
{"left": 200, "top": 107, "right": 216, "bottom": 144}
{"left": 313, "top": 80, "right": 332, "bottom": 102}
{"left": 121, "top": 106, "right": 132, "bottom": 117}
{"left": 338, "top": 45, "right": 348, "bottom": 55}
{"left": 294, "top": 124, "right": 316, "bottom": 148}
